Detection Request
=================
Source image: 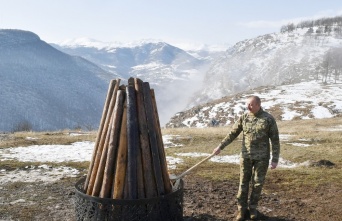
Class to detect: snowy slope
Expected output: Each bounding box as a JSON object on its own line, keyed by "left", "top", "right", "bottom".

{"left": 192, "top": 26, "right": 342, "bottom": 106}
{"left": 166, "top": 80, "right": 342, "bottom": 128}
{"left": 0, "top": 30, "right": 113, "bottom": 132}
{"left": 52, "top": 39, "right": 216, "bottom": 125}
{"left": 52, "top": 39, "right": 206, "bottom": 81}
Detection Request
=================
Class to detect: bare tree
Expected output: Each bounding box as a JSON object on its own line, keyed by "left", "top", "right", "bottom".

{"left": 280, "top": 25, "right": 288, "bottom": 33}
{"left": 321, "top": 50, "right": 332, "bottom": 83}
{"left": 321, "top": 47, "right": 342, "bottom": 83}
{"left": 330, "top": 47, "right": 342, "bottom": 83}
{"left": 281, "top": 15, "right": 342, "bottom": 34}
{"left": 12, "top": 120, "right": 32, "bottom": 132}
{"left": 287, "top": 23, "right": 296, "bottom": 32}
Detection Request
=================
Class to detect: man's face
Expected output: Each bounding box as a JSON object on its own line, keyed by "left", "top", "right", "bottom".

{"left": 246, "top": 98, "right": 261, "bottom": 114}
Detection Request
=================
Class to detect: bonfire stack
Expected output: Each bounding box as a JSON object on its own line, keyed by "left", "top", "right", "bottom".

{"left": 83, "top": 78, "right": 172, "bottom": 199}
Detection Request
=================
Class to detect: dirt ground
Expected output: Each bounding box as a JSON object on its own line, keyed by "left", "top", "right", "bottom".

{"left": 182, "top": 175, "right": 341, "bottom": 221}
{"left": 1, "top": 172, "right": 340, "bottom": 221}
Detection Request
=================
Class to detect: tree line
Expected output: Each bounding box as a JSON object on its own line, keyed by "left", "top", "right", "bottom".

{"left": 280, "top": 15, "right": 342, "bottom": 34}
{"left": 317, "top": 47, "right": 342, "bottom": 83}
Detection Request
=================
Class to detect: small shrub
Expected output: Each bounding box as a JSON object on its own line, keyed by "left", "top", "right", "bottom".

{"left": 12, "top": 120, "right": 32, "bottom": 132}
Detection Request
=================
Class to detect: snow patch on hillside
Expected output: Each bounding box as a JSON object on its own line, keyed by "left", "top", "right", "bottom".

{"left": 168, "top": 80, "right": 342, "bottom": 128}
{"left": 196, "top": 26, "right": 342, "bottom": 105}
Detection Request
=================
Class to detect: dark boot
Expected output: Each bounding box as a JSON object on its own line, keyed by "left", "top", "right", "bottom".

{"left": 235, "top": 207, "right": 246, "bottom": 221}
{"left": 249, "top": 207, "right": 258, "bottom": 220}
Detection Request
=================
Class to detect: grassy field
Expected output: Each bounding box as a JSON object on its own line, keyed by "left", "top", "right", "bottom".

{"left": 1, "top": 117, "right": 341, "bottom": 220}
{"left": 1, "top": 117, "right": 341, "bottom": 185}
{"left": 163, "top": 115, "right": 342, "bottom": 208}
{"left": 163, "top": 117, "right": 342, "bottom": 220}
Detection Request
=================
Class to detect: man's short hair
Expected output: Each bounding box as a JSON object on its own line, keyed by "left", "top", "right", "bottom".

{"left": 249, "top": 96, "right": 261, "bottom": 105}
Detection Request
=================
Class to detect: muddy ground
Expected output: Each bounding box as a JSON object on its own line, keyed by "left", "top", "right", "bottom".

{"left": 1, "top": 172, "right": 340, "bottom": 221}
{"left": 182, "top": 176, "right": 340, "bottom": 221}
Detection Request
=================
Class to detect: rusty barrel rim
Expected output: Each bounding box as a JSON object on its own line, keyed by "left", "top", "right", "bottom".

{"left": 75, "top": 177, "right": 183, "bottom": 204}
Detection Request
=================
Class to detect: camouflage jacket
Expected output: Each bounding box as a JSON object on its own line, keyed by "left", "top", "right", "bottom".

{"left": 218, "top": 108, "right": 280, "bottom": 163}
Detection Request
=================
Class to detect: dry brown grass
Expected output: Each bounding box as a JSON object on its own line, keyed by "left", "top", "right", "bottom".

{"left": 0, "top": 130, "right": 96, "bottom": 171}
{"left": 1, "top": 117, "right": 341, "bottom": 189}
{"left": 162, "top": 117, "right": 342, "bottom": 188}
{"left": 0, "top": 130, "right": 97, "bottom": 148}
{"left": 1, "top": 117, "right": 342, "bottom": 220}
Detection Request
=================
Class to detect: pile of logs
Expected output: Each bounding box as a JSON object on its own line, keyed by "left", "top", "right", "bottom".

{"left": 83, "top": 78, "right": 172, "bottom": 199}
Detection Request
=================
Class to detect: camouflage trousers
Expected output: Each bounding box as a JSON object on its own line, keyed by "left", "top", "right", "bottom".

{"left": 237, "top": 157, "right": 269, "bottom": 209}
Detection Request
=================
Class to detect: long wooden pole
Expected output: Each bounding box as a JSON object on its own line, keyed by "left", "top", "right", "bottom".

{"left": 172, "top": 153, "right": 216, "bottom": 180}
{"left": 91, "top": 120, "right": 112, "bottom": 196}
{"left": 126, "top": 78, "right": 139, "bottom": 199}
{"left": 112, "top": 99, "right": 128, "bottom": 199}
{"left": 86, "top": 79, "right": 120, "bottom": 195}
{"left": 135, "top": 78, "right": 157, "bottom": 198}
{"left": 142, "top": 82, "right": 165, "bottom": 196}
{"left": 130, "top": 78, "right": 145, "bottom": 199}
{"left": 151, "top": 89, "right": 172, "bottom": 194}
{"left": 99, "top": 90, "right": 125, "bottom": 198}
{"left": 84, "top": 79, "right": 116, "bottom": 191}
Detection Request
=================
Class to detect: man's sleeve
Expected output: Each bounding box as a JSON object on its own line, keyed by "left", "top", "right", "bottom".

{"left": 269, "top": 117, "right": 280, "bottom": 163}
{"left": 218, "top": 116, "right": 243, "bottom": 150}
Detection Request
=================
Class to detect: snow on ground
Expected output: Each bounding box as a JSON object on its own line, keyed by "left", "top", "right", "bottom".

{"left": 256, "top": 81, "right": 342, "bottom": 120}
{"left": 176, "top": 152, "right": 211, "bottom": 157}
{"left": 163, "top": 135, "right": 184, "bottom": 148}
{"left": 0, "top": 134, "right": 312, "bottom": 184}
{"left": 287, "top": 142, "right": 312, "bottom": 147}
{"left": 0, "top": 141, "right": 94, "bottom": 162}
{"left": 166, "top": 156, "right": 183, "bottom": 170}
{"left": 0, "top": 141, "right": 93, "bottom": 184}
{"left": 0, "top": 165, "right": 79, "bottom": 184}
{"left": 180, "top": 80, "right": 342, "bottom": 128}
{"left": 279, "top": 134, "right": 293, "bottom": 141}
{"left": 176, "top": 152, "right": 307, "bottom": 169}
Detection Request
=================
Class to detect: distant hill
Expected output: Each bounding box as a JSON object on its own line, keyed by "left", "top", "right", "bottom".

{"left": 166, "top": 80, "right": 342, "bottom": 128}
{"left": 2, "top": 17, "right": 342, "bottom": 131}
{"left": 52, "top": 39, "right": 219, "bottom": 125}
{"left": 190, "top": 16, "right": 342, "bottom": 107}
{"left": 0, "top": 29, "right": 113, "bottom": 132}
{"left": 167, "top": 16, "right": 342, "bottom": 128}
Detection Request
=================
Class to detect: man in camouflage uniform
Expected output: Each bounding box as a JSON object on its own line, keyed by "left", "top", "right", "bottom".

{"left": 213, "top": 95, "right": 280, "bottom": 221}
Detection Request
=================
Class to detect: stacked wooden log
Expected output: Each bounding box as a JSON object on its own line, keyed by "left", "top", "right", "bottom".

{"left": 83, "top": 78, "right": 172, "bottom": 199}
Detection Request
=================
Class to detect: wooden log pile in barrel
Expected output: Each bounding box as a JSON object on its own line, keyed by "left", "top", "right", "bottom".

{"left": 83, "top": 78, "right": 172, "bottom": 199}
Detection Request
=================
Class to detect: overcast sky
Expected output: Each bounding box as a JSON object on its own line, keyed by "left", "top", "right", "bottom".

{"left": 1, "top": 0, "right": 342, "bottom": 49}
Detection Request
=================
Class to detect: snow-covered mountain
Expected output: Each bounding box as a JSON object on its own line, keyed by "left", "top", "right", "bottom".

{"left": 0, "top": 29, "right": 114, "bottom": 132}
{"left": 166, "top": 80, "right": 342, "bottom": 128}
{"left": 191, "top": 20, "right": 342, "bottom": 106}
{"left": 2, "top": 17, "right": 341, "bottom": 131}
{"left": 52, "top": 38, "right": 209, "bottom": 80}
{"left": 52, "top": 39, "right": 218, "bottom": 125}
{"left": 167, "top": 17, "right": 342, "bottom": 127}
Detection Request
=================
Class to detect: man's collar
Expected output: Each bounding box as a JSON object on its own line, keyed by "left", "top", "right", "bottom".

{"left": 249, "top": 108, "right": 263, "bottom": 116}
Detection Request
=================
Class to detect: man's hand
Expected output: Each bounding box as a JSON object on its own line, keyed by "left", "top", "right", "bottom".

{"left": 270, "top": 162, "right": 278, "bottom": 169}
{"left": 212, "top": 146, "right": 221, "bottom": 155}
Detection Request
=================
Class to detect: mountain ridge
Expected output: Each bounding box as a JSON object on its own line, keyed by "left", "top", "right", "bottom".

{"left": 166, "top": 80, "right": 342, "bottom": 128}
{"left": 2, "top": 16, "right": 342, "bottom": 131}
{"left": 190, "top": 22, "right": 342, "bottom": 107}
{"left": 52, "top": 40, "right": 215, "bottom": 125}
{"left": 0, "top": 29, "right": 111, "bottom": 132}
